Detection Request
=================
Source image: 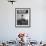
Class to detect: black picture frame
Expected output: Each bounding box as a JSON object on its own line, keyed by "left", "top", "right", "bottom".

{"left": 15, "top": 8, "right": 31, "bottom": 28}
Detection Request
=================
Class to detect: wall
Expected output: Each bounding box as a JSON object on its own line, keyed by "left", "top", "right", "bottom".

{"left": 0, "top": 0, "right": 46, "bottom": 42}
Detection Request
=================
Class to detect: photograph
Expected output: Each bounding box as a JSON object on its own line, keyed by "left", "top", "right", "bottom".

{"left": 15, "top": 8, "right": 31, "bottom": 27}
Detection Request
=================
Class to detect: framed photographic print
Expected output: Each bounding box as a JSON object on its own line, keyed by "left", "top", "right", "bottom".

{"left": 15, "top": 8, "right": 31, "bottom": 27}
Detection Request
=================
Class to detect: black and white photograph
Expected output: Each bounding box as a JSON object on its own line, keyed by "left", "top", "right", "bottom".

{"left": 15, "top": 8, "right": 31, "bottom": 27}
